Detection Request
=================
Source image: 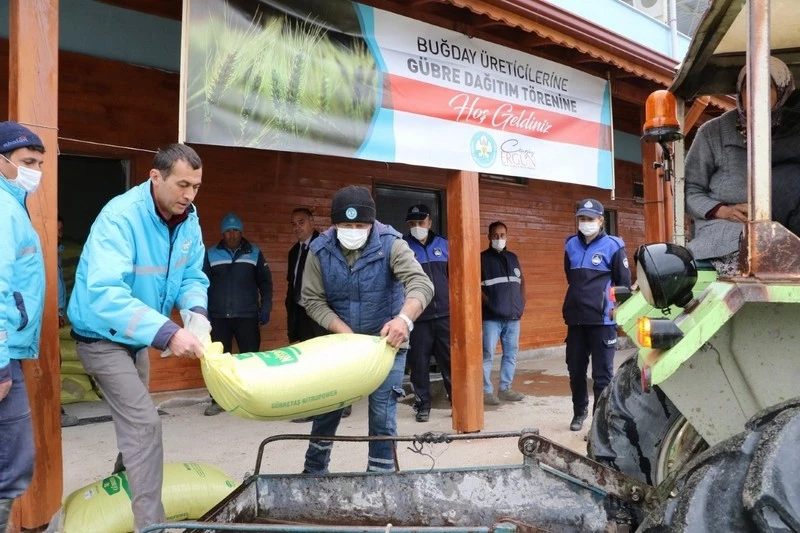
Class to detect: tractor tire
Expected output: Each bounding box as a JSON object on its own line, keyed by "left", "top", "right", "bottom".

{"left": 588, "top": 354, "right": 705, "bottom": 486}
{"left": 638, "top": 399, "right": 800, "bottom": 532}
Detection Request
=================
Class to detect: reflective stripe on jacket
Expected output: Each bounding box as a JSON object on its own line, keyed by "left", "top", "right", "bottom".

{"left": 68, "top": 181, "right": 209, "bottom": 348}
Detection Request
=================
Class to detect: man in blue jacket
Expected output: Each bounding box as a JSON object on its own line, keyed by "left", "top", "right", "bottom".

{"left": 403, "top": 204, "right": 452, "bottom": 423}
{"left": 203, "top": 211, "right": 272, "bottom": 416}
{"left": 0, "top": 121, "right": 46, "bottom": 533}
{"left": 481, "top": 221, "right": 526, "bottom": 406}
{"left": 68, "top": 144, "right": 209, "bottom": 532}
{"left": 562, "top": 199, "right": 631, "bottom": 431}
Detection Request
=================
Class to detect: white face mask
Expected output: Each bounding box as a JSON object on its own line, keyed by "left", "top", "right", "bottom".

{"left": 579, "top": 221, "right": 601, "bottom": 237}
{"left": 491, "top": 239, "right": 506, "bottom": 251}
{"left": 337, "top": 227, "right": 370, "bottom": 250}
{"left": 410, "top": 226, "right": 428, "bottom": 241}
{"left": 2, "top": 156, "right": 42, "bottom": 193}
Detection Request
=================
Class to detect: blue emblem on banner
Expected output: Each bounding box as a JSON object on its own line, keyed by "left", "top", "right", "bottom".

{"left": 470, "top": 131, "right": 497, "bottom": 168}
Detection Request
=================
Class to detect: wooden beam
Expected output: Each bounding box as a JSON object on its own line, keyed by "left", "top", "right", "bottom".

{"left": 683, "top": 95, "right": 711, "bottom": 133}
{"left": 8, "top": 0, "right": 62, "bottom": 530}
{"left": 447, "top": 170, "right": 483, "bottom": 433}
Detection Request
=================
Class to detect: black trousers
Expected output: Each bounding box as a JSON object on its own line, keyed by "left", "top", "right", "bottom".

{"left": 408, "top": 317, "right": 453, "bottom": 409}
{"left": 565, "top": 324, "right": 617, "bottom": 416}
{"left": 210, "top": 316, "right": 261, "bottom": 353}
{"left": 287, "top": 301, "right": 327, "bottom": 343}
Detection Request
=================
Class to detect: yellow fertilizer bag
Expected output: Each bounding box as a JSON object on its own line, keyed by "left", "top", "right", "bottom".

{"left": 60, "top": 373, "right": 101, "bottom": 404}
{"left": 202, "top": 334, "right": 397, "bottom": 420}
{"left": 61, "top": 462, "right": 237, "bottom": 533}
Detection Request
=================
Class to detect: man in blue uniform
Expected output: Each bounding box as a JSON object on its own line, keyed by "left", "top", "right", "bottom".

{"left": 0, "top": 121, "right": 46, "bottom": 533}
{"left": 203, "top": 212, "right": 273, "bottom": 416}
{"left": 562, "top": 199, "right": 631, "bottom": 431}
{"left": 403, "top": 204, "right": 452, "bottom": 423}
{"left": 68, "top": 144, "right": 209, "bottom": 531}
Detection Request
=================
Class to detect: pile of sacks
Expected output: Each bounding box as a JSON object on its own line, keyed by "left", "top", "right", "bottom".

{"left": 60, "top": 326, "right": 102, "bottom": 405}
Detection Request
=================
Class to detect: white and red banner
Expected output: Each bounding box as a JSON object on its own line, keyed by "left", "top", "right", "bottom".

{"left": 183, "top": 0, "right": 613, "bottom": 188}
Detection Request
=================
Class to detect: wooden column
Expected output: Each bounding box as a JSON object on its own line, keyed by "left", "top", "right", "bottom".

{"left": 447, "top": 170, "right": 483, "bottom": 433}
{"left": 8, "top": 0, "right": 62, "bottom": 530}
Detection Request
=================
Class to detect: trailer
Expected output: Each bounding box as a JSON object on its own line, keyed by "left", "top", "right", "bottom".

{"left": 140, "top": 431, "right": 658, "bottom": 532}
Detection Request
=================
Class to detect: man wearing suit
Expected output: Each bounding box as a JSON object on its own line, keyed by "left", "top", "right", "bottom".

{"left": 287, "top": 207, "right": 350, "bottom": 420}
{"left": 286, "top": 208, "right": 326, "bottom": 343}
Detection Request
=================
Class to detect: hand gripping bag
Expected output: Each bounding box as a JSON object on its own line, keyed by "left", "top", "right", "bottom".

{"left": 201, "top": 334, "right": 398, "bottom": 420}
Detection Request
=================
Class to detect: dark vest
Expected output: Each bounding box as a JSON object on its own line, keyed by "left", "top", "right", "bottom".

{"left": 311, "top": 222, "right": 404, "bottom": 335}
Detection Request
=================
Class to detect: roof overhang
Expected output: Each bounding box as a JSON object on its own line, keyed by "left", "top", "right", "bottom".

{"left": 441, "top": 0, "right": 679, "bottom": 86}
{"left": 671, "top": 0, "right": 800, "bottom": 99}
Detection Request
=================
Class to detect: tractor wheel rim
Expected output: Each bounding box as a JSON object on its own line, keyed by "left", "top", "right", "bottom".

{"left": 655, "top": 417, "right": 704, "bottom": 485}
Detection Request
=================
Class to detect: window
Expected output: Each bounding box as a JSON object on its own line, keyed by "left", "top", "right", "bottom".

{"left": 375, "top": 185, "right": 444, "bottom": 236}
{"left": 604, "top": 209, "right": 619, "bottom": 235}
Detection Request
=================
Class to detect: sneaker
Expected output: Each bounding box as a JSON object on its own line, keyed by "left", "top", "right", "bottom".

{"left": 570, "top": 411, "right": 588, "bottom": 431}
{"left": 342, "top": 405, "right": 352, "bottom": 418}
{"left": 415, "top": 408, "right": 430, "bottom": 423}
{"left": 483, "top": 393, "right": 500, "bottom": 406}
{"left": 61, "top": 411, "right": 79, "bottom": 427}
{"left": 498, "top": 388, "right": 525, "bottom": 401}
{"left": 204, "top": 402, "right": 225, "bottom": 416}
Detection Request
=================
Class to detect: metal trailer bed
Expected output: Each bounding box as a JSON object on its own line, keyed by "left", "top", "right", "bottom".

{"left": 141, "top": 430, "right": 658, "bottom": 533}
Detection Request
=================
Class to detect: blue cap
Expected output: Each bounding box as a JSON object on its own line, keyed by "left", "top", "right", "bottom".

{"left": 0, "top": 121, "right": 44, "bottom": 153}
{"left": 575, "top": 199, "right": 604, "bottom": 218}
{"left": 221, "top": 212, "right": 243, "bottom": 232}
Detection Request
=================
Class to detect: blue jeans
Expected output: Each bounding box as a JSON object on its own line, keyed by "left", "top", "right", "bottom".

{"left": 0, "top": 360, "right": 35, "bottom": 502}
{"left": 304, "top": 349, "right": 407, "bottom": 474}
{"left": 482, "top": 320, "right": 521, "bottom": 394}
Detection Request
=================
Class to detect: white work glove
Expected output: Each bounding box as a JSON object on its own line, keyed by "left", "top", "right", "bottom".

{"left": 161, "top": 309, "right": 212, "bottom": 358}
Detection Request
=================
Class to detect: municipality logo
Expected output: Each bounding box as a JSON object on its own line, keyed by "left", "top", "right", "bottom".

{"left": 470, "top": 131, "right": 497, "bottom": 168}
{"left": 345, "top": 207, "right": 357, "bottom": 220}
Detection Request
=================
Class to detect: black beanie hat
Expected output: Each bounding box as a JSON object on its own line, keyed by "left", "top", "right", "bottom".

{"left": 331, "top": 185, "right": 376, "bottom": 224}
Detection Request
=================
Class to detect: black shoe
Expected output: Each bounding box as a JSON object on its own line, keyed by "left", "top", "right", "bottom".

{"left": 112, "top": 452, "right": 126, "bottom": 475}
{"left": 342, "top": 405, "right": 352, "bottom": 418}
{"left": 570, "top": 411, "right": 588, "bottom": 432}
{"left": 415, "top": 408, "right": 430, "bottom": 423}
{"left": 291, "top": 416, "right": 315, "bottom": 423}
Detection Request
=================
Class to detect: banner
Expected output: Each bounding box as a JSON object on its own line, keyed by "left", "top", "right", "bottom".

{"left": 183, "top": 0, "right": 614, "bottom": 188}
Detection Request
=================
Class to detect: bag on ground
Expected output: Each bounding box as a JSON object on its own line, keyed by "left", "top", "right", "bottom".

{"left": 202, "top": 333, "right": 397, "bottom": 420}
{"left": 61, "top": 462, "right": 237, "bottom": 533}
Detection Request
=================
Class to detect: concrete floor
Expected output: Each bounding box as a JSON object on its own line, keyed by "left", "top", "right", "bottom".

{"left": 59, "top": 347, "right": 635, "bottom": 501}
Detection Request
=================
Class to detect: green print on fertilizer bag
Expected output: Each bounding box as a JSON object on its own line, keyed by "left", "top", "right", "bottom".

{"left": 186, "top": 0, "right": 379, "bottom": 156}
{"left": 236, "top": 346, "right": 301, "bottom": 367}
{"left": 102, "top": 472, "right": 132, "bottom": 499}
